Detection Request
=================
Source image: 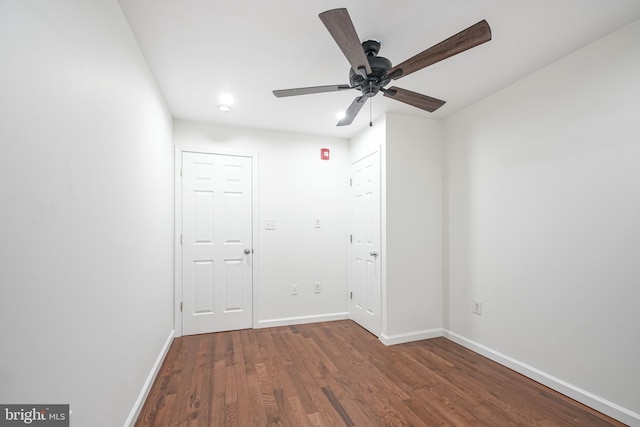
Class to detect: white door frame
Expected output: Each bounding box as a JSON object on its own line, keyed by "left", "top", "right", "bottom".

{"left": 174, "top": 146, "right": 259, "bottom": 337}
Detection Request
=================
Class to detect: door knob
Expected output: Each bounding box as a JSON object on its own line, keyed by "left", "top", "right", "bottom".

{"left": 244, "top": 248, "right": 251, "bottom": 254}
{"left": 370, "top": 251, "right": 378, "bottom": 257}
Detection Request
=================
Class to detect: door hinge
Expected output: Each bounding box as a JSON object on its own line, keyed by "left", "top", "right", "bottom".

{"left": 180, "top": 234, "right": 183, "bottom": 245}
{"left": 349, "top": 234, "right": 353, "bottom": 243}
{"left": 180, "top": 167, "right": 183, "bottom": 177}
{"left": 180, "top": 302, "right": 183, "bottom": 312}
{"left": 350, "top": 291, "right": 353, "bottom": 300}
{"left": 349, "top": 178, "right": 352, "bottom": 187}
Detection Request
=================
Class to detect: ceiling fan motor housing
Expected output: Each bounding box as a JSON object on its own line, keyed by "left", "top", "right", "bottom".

{"left": 349, "top": 40, "right": 392, "bottom": 97}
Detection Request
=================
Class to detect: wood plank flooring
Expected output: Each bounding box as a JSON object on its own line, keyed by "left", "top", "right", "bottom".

{"left": 135, "top": 320, "right": 627, "bottom": 426}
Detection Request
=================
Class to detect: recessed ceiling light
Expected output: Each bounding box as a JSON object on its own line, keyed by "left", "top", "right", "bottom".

{"left": 336, "top": 111, "right": 346, "bottom": 120}
{"left": 219, "top": 93, "right": 234, "bottom": 105}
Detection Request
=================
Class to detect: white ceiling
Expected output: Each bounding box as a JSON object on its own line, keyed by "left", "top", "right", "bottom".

{"left": 118, "top": 1, "right": 640, "bottom": 139}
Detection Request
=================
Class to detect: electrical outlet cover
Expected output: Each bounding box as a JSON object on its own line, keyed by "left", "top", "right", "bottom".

{"left": 473, "top": 300, "right": 483, "bottom": 315}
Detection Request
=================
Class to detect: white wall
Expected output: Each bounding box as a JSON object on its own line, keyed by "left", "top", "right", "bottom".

{"left": 385, "top": 114, "right": 443, "bottom": 338}
{"left": 350, "top": 114, "right": 443, "bottom": 342}
{"left": 349, "top": 116, "right": 386, "bottom": 164}
{"left": 174, "top": 120, "right": 350, "bottom": 326}
{"left": 444, "top": 19, "right": 640, "bottom": 422}
{"left": 0, "top": 1, "right": 174, "bottom": 426}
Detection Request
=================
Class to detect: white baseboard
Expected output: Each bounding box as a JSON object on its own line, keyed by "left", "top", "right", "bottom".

{"left": 255, "top": 312, "right": 349, "bottom": 329}
{"left": 379, "top": 328, "right": 444, "bottom": 346}
{"left": 124, "top": 329, "right": 175, "bottom": 427}
{"left": 444, "top": 330, "right": 640, "bottom": 427}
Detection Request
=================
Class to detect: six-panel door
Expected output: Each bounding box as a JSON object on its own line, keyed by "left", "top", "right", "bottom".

{"left": 350, "top": 151, "right": 381, "bottom": 336}
{"left": 181, "top": 152, "right": 253, "bottom": 335}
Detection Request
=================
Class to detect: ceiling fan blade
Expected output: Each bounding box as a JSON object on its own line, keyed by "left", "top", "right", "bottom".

{"left": 319, "top": 8, "right": 372, "bottom": 77}
{"left": 383, "top": 86, "right": 446, "bottom": 112}
{"left": 273, "top": 84, "right": 353, "bottom": 98}
{"left": 337, "top": 96, "right": 367, "bottom": 126}
{"left": 387, "top": 20, "right": 491, "bottom": 80}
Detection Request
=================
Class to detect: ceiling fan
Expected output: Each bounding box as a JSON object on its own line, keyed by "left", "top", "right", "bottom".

{"left": 273, "top": 8, "right": 491, "bottom": 126}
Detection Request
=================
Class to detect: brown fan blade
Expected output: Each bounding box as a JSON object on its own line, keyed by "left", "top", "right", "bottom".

{"left": 273, "top": 85, "right": 353, "bottom": 98}
{"left": 387, "top": 20, "right": 491, "bottom": 80}
{"left": 337, "top": 96, "right": 367, "bottom": 126}
{"left": 383, "top": 86, "right": 445, "bottom": 112}
{"left": 319, "top": 8, "right": 372, "bottom": 77}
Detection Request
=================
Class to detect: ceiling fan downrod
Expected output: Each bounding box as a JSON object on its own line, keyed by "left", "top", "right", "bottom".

{"left": 369, "top": 88, "right": 373, "bottom": 127}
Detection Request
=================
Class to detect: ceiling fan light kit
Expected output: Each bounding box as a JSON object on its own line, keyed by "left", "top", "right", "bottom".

{"left": 273, "top": 8, "right": 492, "bottom": 126}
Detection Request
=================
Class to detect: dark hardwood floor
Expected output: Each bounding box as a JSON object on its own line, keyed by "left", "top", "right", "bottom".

{"left": 135, "top": 320, "right": 626, "bottom": 426}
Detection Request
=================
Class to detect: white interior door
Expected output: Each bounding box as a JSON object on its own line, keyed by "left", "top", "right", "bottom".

{"left": 350, "top": 151, "right": 381, "bottom": 336}
{"left": 181, "top": 151, "right": 253, "bottom": 335}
